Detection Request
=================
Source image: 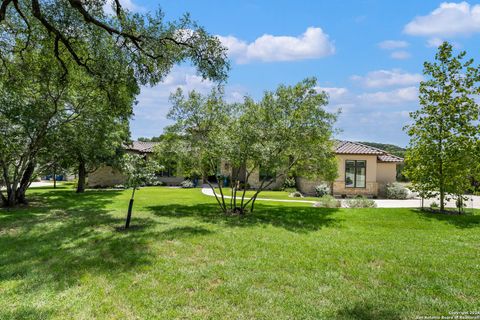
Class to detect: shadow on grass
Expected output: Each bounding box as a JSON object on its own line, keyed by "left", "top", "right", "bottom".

{"left": 0, "top": 189, "right": 158, "bottom": 296}
{"left": 414, "top": 209, "right": 480, "bottom": 229}
{"left": 146, "top": 202, "right": 341, "bottom": 233}
{"left": 336, "top": 302, "right": 401, "bottom": 320}
{"left": 0, "top": 306, "right": 54, "bottom": 320}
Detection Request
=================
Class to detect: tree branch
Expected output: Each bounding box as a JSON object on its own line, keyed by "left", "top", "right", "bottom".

{"left": 0, "top": 0, "right": 13, "bottom": 22}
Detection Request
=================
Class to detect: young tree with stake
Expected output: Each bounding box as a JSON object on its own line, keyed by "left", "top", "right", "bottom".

{"left": 122, "top": 153, "right": 161, "bottom": 229}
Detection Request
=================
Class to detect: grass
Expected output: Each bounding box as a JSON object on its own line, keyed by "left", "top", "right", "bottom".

{"left": 1, "top": 186, "right": 479, "bottom": 319}
{"left": 213, "top": 188, "right": 320, "bottom": 201}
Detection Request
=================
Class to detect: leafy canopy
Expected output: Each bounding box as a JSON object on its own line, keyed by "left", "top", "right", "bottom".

{"left": 404, "top": 42, "right": 480, "bottom": 212}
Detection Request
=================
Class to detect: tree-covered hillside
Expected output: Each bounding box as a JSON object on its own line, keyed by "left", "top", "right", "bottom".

{"left": 358, "top": 142, "right": 406, "bottom": 158}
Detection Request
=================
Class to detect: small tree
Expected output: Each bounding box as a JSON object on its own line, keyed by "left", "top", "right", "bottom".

{"left": 121, "top": 153, "right": 161, "bottom": 229}
{"left": 159, "top": 78, "right": 338, "bottom": 214}
{"left": 404, "top": 42, "right": 480, "bottom": 212}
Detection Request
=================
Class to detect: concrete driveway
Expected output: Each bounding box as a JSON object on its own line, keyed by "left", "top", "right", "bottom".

{"left": 371, "top": 196, "right": 479, "bottom": 209}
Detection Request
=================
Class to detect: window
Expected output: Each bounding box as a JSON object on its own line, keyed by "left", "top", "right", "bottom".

{"left": 345, "top": 160, "right": 366, "bottom": 188}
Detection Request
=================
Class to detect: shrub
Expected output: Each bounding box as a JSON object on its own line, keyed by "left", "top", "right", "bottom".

{"left": 346, "top": 196, "right": 377, "bottom": 208}
{"left": 180, "top": 180, "right": 195, "bottom": 188}
{"left": 284, "top": 187, "right": 297, "bottom": 193}
{"left": 430, "top": 201, "right": 439, "bottom": 210}
{"left": 315, "top": 183, "right": 330, "bottom": 197}
{"left": 385, "top": 183, "right": 408, "bottom": 199}
{"left": 283, "top": 177, "right": 296, "bottom": 190}
{"left": 314, "top": 195, "right": 341, "bottom": 208}
{"left": 289, "top": 191, "right": 303, "bottom": 198}
{"left": 152, "top": 180, "right": 166, "bottom": 186}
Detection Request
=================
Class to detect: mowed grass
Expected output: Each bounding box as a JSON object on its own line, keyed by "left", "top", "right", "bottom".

{"left": 1, "top": 186, "right": 479, "bottom": 319}
{"left": 213, "top": 188, "right": 320, "bottom": 201}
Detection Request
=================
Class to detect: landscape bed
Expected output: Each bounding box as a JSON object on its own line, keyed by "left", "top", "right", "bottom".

{"left": 1, "top": 186, "right": 479, "bottom": 319}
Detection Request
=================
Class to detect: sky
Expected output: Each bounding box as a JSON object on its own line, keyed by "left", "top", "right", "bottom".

{"left": 125, "top": 0, "right": 480, "bottom": 147}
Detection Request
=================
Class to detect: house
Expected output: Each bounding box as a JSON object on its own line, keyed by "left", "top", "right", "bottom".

{"left": 88, "top": 140, "right": 403, "bottom": 197}
{"left": 299, "top": 141, "right": 403, "bottom": 197}
{"left": 88, "top": 141, "right": 162, "bottom": 187}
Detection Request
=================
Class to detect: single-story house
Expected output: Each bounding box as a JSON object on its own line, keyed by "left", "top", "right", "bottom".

{"left": 88, "top": 140, "right": 403, "bottom": 197}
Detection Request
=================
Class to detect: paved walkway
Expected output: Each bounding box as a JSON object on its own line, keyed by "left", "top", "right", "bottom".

{"left": 201, "top": 187, "right": 480, "bottom": 209}
{"left": 201, "top": 187, "right": 317, "bottom": 204}
{"left": 1, "top": 181, "right": 54, "bottom": 191}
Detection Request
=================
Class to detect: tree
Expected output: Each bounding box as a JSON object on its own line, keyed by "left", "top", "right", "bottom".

{"left": 121, "top": 153, "right": 160, "bottom": 229}
{"left": 53, "top": 93, "right": 134, "bottom": 193}
{"left": 0, "top": 21, "right": 137, "bottom": 206}
{"left": 0, "top": 3, "right": 228, "bottom": 206}
{"left": 0, "top": 39, "right": 93, "bottom": 206}
{"left": 158, "top": 78, "right": 338, "bottom": 214}
{"left": 0, "top": 0, "right": 229, "bottom": 85}
{"left": 404, "top": 42, "right": 480, "bottom": 213}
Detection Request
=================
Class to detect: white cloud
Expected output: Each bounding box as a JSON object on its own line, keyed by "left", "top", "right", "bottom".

{"left": 378, "top": 40, "right": 409, "bottom": 50}
{"left": 404, "top": 2, "right": 480, "bottom": 37}
{"left": 315, "top": 87, "right": 349, "bottom": 100}
{"left": 131, "top": 67, "right": 247, "bottom": 138}
{"left": 390, "top": 51, "right": 411, "bottom": 60}
{"left": 426, "top": 37, "right": 445, "bottom": 48}
{"left": 134, "top": 67, "right": 215, "bottom": 121}
{"left": 217, "top": 27, "right": 335, "bottom": 63}
{"left": 358, "top": 87, "right": 418, "bottom": 105}
{"left": 351, "top": 69, "right": 423, "bottom": 88}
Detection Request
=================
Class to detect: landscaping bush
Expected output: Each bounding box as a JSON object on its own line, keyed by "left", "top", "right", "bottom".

{"left": 385, "top": 182, "right": 408, "bottom": 199}
{"left": 346, "top": 196, "right": 377, "bottom": 208}
{"left": 430, "top": 201, "right": 439, "bottom": 210}
{"left": 314, "top": 195, "right": 341, "bottom": 208}
{"left": 283, "top": 177, "right": 296, "bottom": 190}
{"left": 315, "top": 183, "right": 330, "bottom": 197}
{"left": 284, "top": 187, "right": 297, "bottom": 193}
{"left": 180, "top": 180, "right": 195, "bottom": 188}
{"left": 289, "top": 191, "right": 303, "bottom": 198}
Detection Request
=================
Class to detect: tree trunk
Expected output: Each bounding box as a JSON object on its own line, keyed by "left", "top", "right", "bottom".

{"left": 125, "top": 188, "right": 136, "bottom": 229}
{"left": 53, "top": 167, "right": 57, "bottom": 189}
{"left": 77, "top": 160, "right": 86, "bottom": 193}
{"left": 1, "top": 161, "right": 35, "bottom": 207}
{"left": 439, "top": 170, "right": 445, "bottom": 213}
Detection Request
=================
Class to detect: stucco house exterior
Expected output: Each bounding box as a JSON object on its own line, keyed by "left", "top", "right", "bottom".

{"left": 300, "top": 141, "right": 403, "bottom": 197}
{"left": 88, "top": 140, "right": 403, "bottom": 197}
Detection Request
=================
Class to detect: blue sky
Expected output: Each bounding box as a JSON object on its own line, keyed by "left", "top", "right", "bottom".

{"left": 126, "top": 1, "right": 480, "bottom": 146}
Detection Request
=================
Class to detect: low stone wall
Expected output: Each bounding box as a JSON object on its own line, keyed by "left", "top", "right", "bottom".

{"left": 332, "top": 181, "right": 378, "bottom": 197}
{"left": 248, "top": 170, "right": 284, "bottom": 190}
{"left": 296, "top": 177, "right": 327, "bottom": 196}
{"left": 88, "top": 166, "right": 125, "bottom": 187}
{"left": 158, "top": 176, "right": 184, "bottom": 186}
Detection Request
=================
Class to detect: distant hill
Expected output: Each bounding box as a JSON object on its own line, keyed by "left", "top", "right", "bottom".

{"left": 358, "top": 142, "right": 406, "bottom": 158}
{"left": 138, "top": 136, "right": 163, "bottom": 142}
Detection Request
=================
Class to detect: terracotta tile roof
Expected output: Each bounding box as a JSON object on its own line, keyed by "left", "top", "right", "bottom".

{"left": 377, "top": 154, "right": 404, "bottom": 162}
{"left": 126, "top": 141, "right": 159, "bottom": 153}
{"left": 335, "top": 140, "right": 403, "bottom": 163}
{"left": 335, "top": 140, "right": 384, "bottom": 155}
{"left": 125, "top": 140, "right": 403, "bottom": 162}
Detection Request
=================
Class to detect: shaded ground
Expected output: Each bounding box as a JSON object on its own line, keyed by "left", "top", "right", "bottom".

{"left": 1, "top": 186, "right": 479, "bottom": 319}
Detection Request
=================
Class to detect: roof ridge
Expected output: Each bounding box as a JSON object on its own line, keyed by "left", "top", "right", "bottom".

{"left": 351, "top": 141, "right": 389, "bottom": 154}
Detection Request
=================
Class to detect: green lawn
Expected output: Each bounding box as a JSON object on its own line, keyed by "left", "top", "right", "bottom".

{"left": 1, "top": 186, "right": 479, "bottom": 319}
{"left": 213, "top": 188, "right": 320, "bottom": 201}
